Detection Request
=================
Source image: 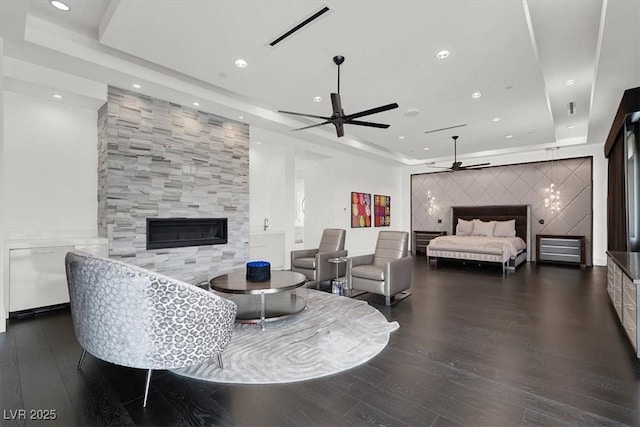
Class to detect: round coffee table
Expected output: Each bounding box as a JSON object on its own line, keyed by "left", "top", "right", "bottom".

{"left": 209, "top": 270, "right": 307, "bottom": 330}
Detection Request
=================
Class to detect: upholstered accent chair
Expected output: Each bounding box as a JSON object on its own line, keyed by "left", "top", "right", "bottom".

{"left": 347, "top": 231, "right": 412, "bottom": 306}
{"left": 291, "top": 228, "right": 347, "bottom": 287}
{"left": 64, "top": 251, "right": 237, "bottom": 407}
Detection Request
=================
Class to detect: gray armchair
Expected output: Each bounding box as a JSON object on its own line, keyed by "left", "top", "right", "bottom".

{"left": 291, "top": 228, "right": 347, "bottom": 286}
{"left": 64, "top": 251, "right": 237, "bottom": 407}
{"left": 347, "top": 231, "right": 412, "bottom": 306}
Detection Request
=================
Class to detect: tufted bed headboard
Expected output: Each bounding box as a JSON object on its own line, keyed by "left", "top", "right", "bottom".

{"left": 451, "top": 205, "right": 529, "bottom": 240}
{"left": 451, "top": 205, "right": 531, "bottom": 259}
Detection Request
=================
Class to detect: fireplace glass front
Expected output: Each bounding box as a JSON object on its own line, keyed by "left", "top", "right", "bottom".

{"left": 147, "top": 218, "right": 227, "bottom": 250}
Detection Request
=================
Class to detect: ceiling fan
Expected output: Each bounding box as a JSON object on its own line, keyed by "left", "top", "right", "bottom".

{"left": 427, "top": 136, "right": 491, "bottom": 171}
{"left": 278, "top": 55, "right": 399, "bottom": 138}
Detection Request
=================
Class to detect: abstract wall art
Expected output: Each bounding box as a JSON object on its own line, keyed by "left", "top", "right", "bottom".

{"left": 351, "top": 192, "right": 371, "bottom": 228}
{"left": 374, "top": 194, "right": 391, "bottom": 226}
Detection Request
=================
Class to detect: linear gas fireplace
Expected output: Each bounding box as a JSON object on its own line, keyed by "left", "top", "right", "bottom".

{"left": 147, "top": 218, "right": 228, "bottom": 250}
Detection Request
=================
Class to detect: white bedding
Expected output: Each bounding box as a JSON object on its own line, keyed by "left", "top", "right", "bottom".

{"left": 428, "top": 235, "right": 526, "bottom": 259}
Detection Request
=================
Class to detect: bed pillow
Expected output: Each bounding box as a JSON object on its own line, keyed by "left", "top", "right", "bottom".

{"left": 472, "top": 219, "right": 496, "bottom": 237}
{"left": 493, "top": 219, "right": 516, "bottom": 237}
{"left": 456, "top": 218, "right": 474, "bottom": 236}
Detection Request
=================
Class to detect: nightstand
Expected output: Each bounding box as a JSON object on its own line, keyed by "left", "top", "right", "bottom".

{"left": 413, "top": 230, "right": 447, "bottom": 254}
{"left": 536, "top": 235, "right": 586, "bottom": 268}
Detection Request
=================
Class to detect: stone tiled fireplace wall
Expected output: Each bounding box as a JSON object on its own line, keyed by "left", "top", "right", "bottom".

{"left": 412, "top": 157, "right": 593, "bottom": 265}
{"left": 97, "top": 86, "right": 249, "bottom": 282}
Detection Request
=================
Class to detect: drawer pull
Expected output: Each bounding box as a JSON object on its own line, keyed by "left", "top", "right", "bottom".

{"left": 31, "top": 249, "right": 55, "bottom": 254}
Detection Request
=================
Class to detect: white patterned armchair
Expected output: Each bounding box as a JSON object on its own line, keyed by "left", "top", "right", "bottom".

{"left": 64, "top": 251, "right": 237, "bottom": 407}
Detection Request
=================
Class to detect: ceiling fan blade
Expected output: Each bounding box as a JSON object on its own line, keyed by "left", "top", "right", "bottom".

{"left": 278, "top": 110, "right": 331, "bottom": 120}
{"left": 345, "top": 120, "right": 390, "bottom": 129}
{"left": 334, "top": 122, "right": 345, "bottom": 137}
{"left": 345, "top": 102, "right": 399, "bottom": 121}
{"left": 330, "top": 93, "right": 343, "bottom": 116}
{"left": 291, "top": 120, "right": 331, "bottom": 131}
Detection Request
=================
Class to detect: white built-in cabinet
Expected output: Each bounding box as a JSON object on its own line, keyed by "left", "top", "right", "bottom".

{"left": 607, "top": 251, "right": 640, "bottom": 356}
{"left": 250, "top": 232, "right": 285, "bottom": 270}
{"left": 6, "top": 238, "right": 108, "bottom": 314}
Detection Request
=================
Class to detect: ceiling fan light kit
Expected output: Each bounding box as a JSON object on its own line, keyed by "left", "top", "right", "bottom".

{"left": 278, "top": 55, "right": 399, "bottom": 138}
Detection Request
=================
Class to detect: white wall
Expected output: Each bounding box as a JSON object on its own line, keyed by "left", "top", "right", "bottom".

{"left": 303, "top": 156, "right": 405, "bottom": 257}
{"left": 249, "top": 144, "right": 291, "bottom": 233}
{"left": 1, "top": 91, "right": 99, "bottom": 331}
{"left": 249, "top": 141, "right": 296, "bottom": 268}
{"left": 3, "top": 92, "right": 98, "bottom": 236}
{"left": 0, "top": 38, "right": 5, "bottom": 332}
{"left": 249, "top": 128, "right": 406, "bottom": 260}
{"left": 402, "top": 142, "right": 608, "bottom": 265}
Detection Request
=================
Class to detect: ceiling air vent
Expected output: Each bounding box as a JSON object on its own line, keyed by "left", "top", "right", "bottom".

{"left": 268, "top": 6, "right": 331, "bottom": 47}
{"left": 423, "top": 124, "right": 467, "bottom": 135}
{"left": 567, "top": 101, "right": 576, "bottom": 115}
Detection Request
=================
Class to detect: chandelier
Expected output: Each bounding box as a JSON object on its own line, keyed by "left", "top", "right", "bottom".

{"left": 544, "top": 148, "right": 561, "bottom": 214}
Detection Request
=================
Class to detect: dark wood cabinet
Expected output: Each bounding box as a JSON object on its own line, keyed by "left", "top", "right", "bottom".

{"left": 413, "top": 230, "right": 447, "bottom": 254}
{"left": 536, "top": 234, "right": 585, "bottom": 268}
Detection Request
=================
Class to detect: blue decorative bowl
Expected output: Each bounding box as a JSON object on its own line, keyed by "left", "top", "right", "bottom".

{"left": 246, "top": 261, "right": 271, "bottom": 282}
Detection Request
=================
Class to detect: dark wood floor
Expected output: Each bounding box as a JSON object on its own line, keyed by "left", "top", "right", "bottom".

{"left": 2, "top": 257, "right": 640, "bottom": 426}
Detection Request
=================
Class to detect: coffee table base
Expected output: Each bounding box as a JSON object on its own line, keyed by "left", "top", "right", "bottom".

{"left": 215, "top": 290, "right": 306, "bottom": 330}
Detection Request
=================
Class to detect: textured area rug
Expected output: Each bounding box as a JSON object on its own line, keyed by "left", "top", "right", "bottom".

{"left": 171, "top": 289, "right": 399, "bottom": 384}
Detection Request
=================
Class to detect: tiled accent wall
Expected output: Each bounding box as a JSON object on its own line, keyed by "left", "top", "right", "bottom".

{"left": 97, "top": 86, "right": 250, "bottom": 282}
{"left": 412, "top": 157, "right": 593, "bottom": 265}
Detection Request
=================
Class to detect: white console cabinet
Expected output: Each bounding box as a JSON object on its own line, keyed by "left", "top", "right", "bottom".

{"left": 6, "top": 237, "right": 108, "bottom": 314}
{"left": 250, "top": 232, "right": 285, "bottom": 270}
{"left": 607, "top": 251, "right": 640, "bottom": 356}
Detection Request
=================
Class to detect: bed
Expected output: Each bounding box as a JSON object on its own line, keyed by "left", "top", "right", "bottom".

{"left": 426, "top": 205, "right": 531, "bottom": 273}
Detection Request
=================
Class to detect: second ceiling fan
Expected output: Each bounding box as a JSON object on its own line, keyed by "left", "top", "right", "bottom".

{"left": 427, "top": 136, "right": 491, "bottom": 171}
{"left": 278, "top": 55, "right": 399, "bottom": 138}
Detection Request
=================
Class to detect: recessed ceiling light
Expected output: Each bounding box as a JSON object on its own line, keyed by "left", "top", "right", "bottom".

{"left": 313, "top": 96, "right": 322, "bottom": 102}
{"left": 471, "top": 92, "right": 482, "bottom": 99}
{"left": 404, "top": 108, "right": 420, "bottom": 117}
{"left": 256, "top": 141, "right": 262, "bottom": 145}
{"left": 193, "top": 102, "right": 199, "bottom": 107}
{"left": 435, "top": 50, "right": 451, "bottom": 59}
{"left": 567, "top": 124, "right": 576, "bottom": 129}
{"left": 234, "top": 59, "right": 248, "bottom": 68}
{"left": 398, "top": 136, "right": 405, "bottom": 140}
{"left": 505, "top": 134, "right": 515, "bottom": 139}
{"left": 423, "top": 147, "right": 430, "bottom": 151}
{"left": 50, "top": 1, "right": 70, "bottom": 11}
{"left": 238, "top": 116, "right": 245, "bottom": 120}
{"left": 565, "top": 79, "right": 576, "bottom": 86}
{"left": 490, "top": 117, "right": 501, "bottom": 122}
{"left": 132, "top": 83, "right": 141, "bottom": 89}
{"left": 52, "top": 94, "right": 63, "bottom": 99}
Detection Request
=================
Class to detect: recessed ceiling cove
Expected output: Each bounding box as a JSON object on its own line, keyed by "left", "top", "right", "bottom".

{"left": 96, "top": 1, "right": 639, "bottom": 161}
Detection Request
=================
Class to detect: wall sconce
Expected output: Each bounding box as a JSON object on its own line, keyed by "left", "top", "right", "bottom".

{"left": 544, "top": 183, "right": 561, "bottom": 214}
{"left": 544, "top": 148, "right": 562, "bottom": 214}
{"left": 426, "top": 191, "right": 437, "bottom": 214}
